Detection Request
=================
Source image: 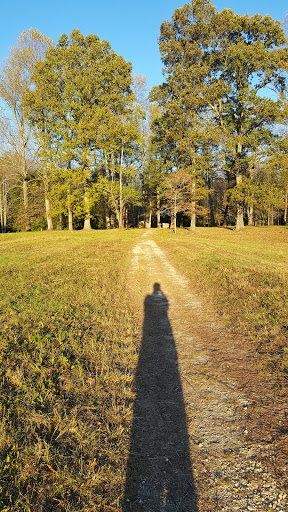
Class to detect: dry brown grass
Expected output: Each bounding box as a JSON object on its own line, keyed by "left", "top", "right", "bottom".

{"left": 0, "top": 229, "right": 142, "bottom": 512}
{"left": 154, "top": 226, "right": 288, "bottom": 382}
{"left": 1, "top": 226, "right": 287, "bottom": 510}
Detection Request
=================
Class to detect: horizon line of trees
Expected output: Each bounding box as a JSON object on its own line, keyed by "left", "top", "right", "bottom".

{"left": 1, "top": 0, "right": 288, "bottom": 234}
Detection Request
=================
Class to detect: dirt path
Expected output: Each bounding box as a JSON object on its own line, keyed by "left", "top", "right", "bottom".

{"left": 124, "top": 232, "right": 287, "bottom": 512}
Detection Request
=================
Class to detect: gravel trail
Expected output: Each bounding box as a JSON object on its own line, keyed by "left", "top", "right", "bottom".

{"left": 124, "top": 233, "right": 287, "bottom": 512}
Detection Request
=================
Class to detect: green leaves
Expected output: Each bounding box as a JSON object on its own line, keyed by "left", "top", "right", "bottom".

{"left": 24, "top": 30, "right": 143, "bottom": 229}
{"left": 150, "top": 0, "right": 288, "bottom": 229}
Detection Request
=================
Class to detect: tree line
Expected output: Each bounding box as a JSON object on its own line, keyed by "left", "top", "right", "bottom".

{"left": 1, "top": 0, "right": 288, "bottom": 233}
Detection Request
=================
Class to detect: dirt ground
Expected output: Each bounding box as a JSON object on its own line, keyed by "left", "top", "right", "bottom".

{"left": 123, "top": 232, "right": 288, "bottom": 512}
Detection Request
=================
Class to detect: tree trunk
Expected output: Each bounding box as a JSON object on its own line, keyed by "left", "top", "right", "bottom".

{"left": 208, "top": 192, "right": 215, "bottom": 227}
{"left": 119, "top": 148, "right": 124, "bottom": 228}
{"left": 124, "top": 206, "right": 128, "bottom": 228}
{"left": 67, "top": 189, "right": 73, "bottom": 231}
{"left": 59, "top": 213, "right": 62, "bottom": 230}
{"left": 3, "top": 188, "right": 7, "bottom": 233}
{"left": 110, "top": 168, "right": 119, "bottom": 227}
{"left": 105, "top": 213, "right": 111, "bottom": 229}
{"left": 0, "top": 188, "right": 3, "bottom": 232}
{"left": 284, "top": 190, "right": 288, "bottom": 224}
{"left": 148, "top": 209, "right": 152, "bottom": 228}
{"left": 68, "top": 206, "right": 73, "bottom": 231}
{"left": 105, "top": 199, "right": 111, "bottom": 229}
{"left": 83, "top": 187, "right": 92, "bottom": 230}
{"left": 115, "top": 206, "right": 120, "bottom": 228}
{"left": 190, "top": 178, "right": 196, "bottom": 232}
{"left": 19, "top": 129, "right": 31, "bottom": 232}
{"left": 23, "top": 178, "right": 31, "bottom": 231}
{"left": 235, "top": 142, "right": 244, "bottom": 231}
{"left": 270, "top": 206, "right": 274, "bottom": 226}
{"left": 45, "top": 196, "right": 53, "bottom": 230}
{"left": 0, "top": 181, "right": 5, "bottom": 232}
{"left": 236, "top": 202, "right": 245, "bottom": 230}
{"left": 44, "top": 179, "right": 53, "bottom": 230}
{"left": 172, "top": 195, "right": 177, "bottom": 234}
{"left": 144, "top": 210, "right": 149, "bottom": 228}
{"left": 235, "top": 174, "right": 244, "bottom": 231}
{"left": 190, "top": 201, "right": 196, "bottom": 232}
{"left": 247, "top": 204, "right": 254, "bottom": 226}
{"left": 82, "top": 148, "right": 92, "bottom": 230}
{"left": 156, "top": 188, "right": 161, "bottom": 228}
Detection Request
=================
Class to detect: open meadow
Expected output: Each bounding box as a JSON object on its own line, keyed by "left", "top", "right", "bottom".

{"left": 0, "top": 230, "right": 142, "bottom": 511}
{"left": 154, "top": 226, "right": 288, "bottom": 381}
{"left": 0, "top": 227, "right": 287, "bottom": 511}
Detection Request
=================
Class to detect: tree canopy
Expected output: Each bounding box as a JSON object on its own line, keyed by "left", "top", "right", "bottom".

{"left": 1, "top": 2, "right": 288, "bottom": 232}
{"left": 150, "top": 0, "right": 288, "bottom": 229}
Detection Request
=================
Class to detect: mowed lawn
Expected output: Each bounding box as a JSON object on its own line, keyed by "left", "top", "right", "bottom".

{"left": 154, "top": 226, "right": 288, "bottom": 380}
{"left": 0, "top": 230, "right": 142, "bottom": 512}
{"left": 0, "top": 226, "right": 288, "bottom": 511}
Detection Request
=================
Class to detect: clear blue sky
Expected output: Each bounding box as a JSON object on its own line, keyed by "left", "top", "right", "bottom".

{"left": 1, "top": 0, "right": 287, "bottom": 90}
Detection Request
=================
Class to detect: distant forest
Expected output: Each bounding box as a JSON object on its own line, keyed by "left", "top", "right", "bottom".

{"left": 0, "top": 0, "right": 288, "bottom": 233}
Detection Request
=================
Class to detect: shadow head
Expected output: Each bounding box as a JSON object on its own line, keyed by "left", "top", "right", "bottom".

{"left": 153, "top": 282, "right": 161, "bottom": 294}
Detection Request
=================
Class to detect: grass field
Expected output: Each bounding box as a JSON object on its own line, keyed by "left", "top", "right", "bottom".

{"left": 154, "top": 226, "right": 288, "bottom": 382}
{"left": 0, "top": 227, "right": 287, "bottom": 511}
{"left": 0, "top": 230, "right": 142, "bottom": 512}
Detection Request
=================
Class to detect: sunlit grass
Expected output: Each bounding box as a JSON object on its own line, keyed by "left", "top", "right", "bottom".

{"left": 154, "top": 226, "right": 288, "bottom": 381}
{"left": 0, "top": 229, "right": 142, "bottom": 512}
{"left": 1, "top": 226, "right": 288, "bottom": 510}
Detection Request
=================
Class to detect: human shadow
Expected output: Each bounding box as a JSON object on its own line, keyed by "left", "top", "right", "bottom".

{"left": 123, "top": 283, "right": 198, "bottom": 511}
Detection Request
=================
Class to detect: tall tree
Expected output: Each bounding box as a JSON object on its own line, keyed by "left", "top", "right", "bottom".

{"left": 152, "top": 0, "right": 288, "bottom": 229}
{"left": 0, "top": 29, "right": 52, "bottom": 231}
{"left": 0, "top": 152, "right": 17, "bottom": 232}
{"left": 26, "top": 30, "right": 140, "bottom": 230}
{"left": 263, "top": 134, "right": 288, "bottom": 224}
{"left": 161, "top": 170, "right": 192, "bottom": 233}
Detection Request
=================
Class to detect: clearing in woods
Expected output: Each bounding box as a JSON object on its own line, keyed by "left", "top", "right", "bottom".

{"left": 123, "top": 230, "right": 287, "bottom": 512}
{"left": 1, "top": 229, "right": 287, "bottom": 511}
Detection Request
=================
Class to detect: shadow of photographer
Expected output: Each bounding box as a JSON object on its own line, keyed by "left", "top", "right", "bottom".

{"left": 123, "top": 283, "right": 198, "bottom": 511}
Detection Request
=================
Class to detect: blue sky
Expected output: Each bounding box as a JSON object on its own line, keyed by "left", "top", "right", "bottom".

{"left": 0, "top": 1, "right": 287, "bottom": 90}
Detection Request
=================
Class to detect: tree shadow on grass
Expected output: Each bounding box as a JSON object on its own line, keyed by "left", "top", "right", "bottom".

{"left": 123, "top": 283, "right": 198, "bottom": 511}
